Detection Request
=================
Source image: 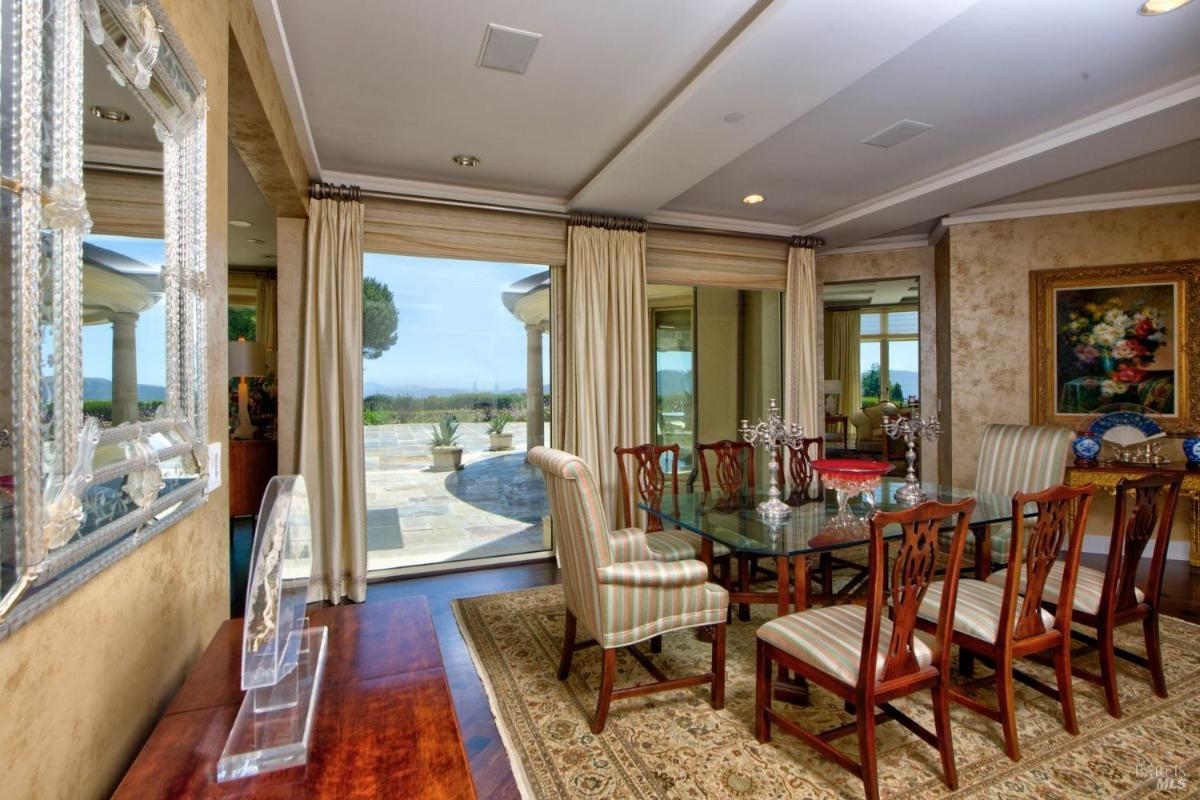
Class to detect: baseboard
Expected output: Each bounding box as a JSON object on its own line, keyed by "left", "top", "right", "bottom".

{"left": 1080, "top": 534, "right": 1191, "bottom": 562}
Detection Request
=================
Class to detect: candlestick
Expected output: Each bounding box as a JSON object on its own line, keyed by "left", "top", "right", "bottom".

{"left": 738, "top": 398, "right": 805, "bottom": 520}
{"left": 882, "top": 398, "right": 941, "bottom": 505}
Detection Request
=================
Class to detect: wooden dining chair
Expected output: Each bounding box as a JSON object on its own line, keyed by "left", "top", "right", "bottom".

{"left": 614, "top": 443, "right": 732, "bottom": 592}
{"left": 989, "top": 473, "right": 1182, "bottom": 718}
{"left": 530, "top": 446, "right": 729, "bottom": 734}
{"left": 777, "top": 436, "right": 824, "bottom": 505}
{"left": 755, "top": 497, "right": 976, "bottom": 800}
{"left": 915, "top": 484, "right": 1094, "bottom": 761}
{"left": 696, "top": 440, "right": 761, "bottom": 619}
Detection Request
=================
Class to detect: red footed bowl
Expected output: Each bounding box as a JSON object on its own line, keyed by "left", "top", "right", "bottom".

{"left": 810, "top": 459, "right": 893, "bottom": 479}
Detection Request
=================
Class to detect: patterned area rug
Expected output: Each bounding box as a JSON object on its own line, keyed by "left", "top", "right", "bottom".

{"left": 454, "top": 584, "right": 1200, "bottom": 799}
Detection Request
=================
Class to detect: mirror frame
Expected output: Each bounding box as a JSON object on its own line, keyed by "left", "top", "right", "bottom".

{"left": 1, "top": 0, "right": 209, "bottom": 637}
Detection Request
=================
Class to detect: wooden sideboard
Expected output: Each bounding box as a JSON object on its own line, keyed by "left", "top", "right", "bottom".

{"left": 1065, "top": 461, "right": 1200, "bottom": 567}
{"left": 229, "top": 438, "right": 277, "bottom": 517}
{"left": 115, "top": 597, "right": 477, "bottom": 799}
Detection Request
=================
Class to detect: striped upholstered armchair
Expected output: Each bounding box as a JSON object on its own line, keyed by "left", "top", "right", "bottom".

{"left": 942, "top": 423, "right": 1074, "bottom": 573}
{"left": 529, "top": 446, "right": 729, "bottom": 734}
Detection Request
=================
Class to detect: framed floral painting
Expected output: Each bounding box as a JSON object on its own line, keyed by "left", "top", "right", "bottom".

{"left": 1030, "top": 261, "right": 1199, "bottom": 432}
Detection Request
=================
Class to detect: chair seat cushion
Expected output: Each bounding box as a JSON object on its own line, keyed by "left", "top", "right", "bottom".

{"left": 647, "top": 530, "right": 730, "bottom": 561}
{"left": 757, "top": 605, "right": 931, "bottom": 685}
{"left": 986, "top": 561, "right": 1144, "bottom": 616}
{"left": 939, "top": 523, "right": 1012, "bottom": 564}
{"left": 918, "top": 578, "right": 1054, "bottom": 642}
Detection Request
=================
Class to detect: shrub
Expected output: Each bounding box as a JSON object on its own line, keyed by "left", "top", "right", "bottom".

{"left": 429, "top": 414, "right": 461, "bottom": 447}
{"left": 487, "top": 413, "right": 511, "bottom": 435}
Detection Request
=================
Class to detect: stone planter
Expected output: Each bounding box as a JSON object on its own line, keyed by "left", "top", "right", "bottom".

{"left": 488, "top": 432, "right": 514, "bottom": 451}
{"left": 430, "top": 446, "right": 463, "bottom": 472}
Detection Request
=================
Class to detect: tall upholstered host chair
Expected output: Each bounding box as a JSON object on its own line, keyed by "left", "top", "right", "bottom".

{"left": 990, "top": 473, "right": 1181, "bottom": 717}
{"left": 529, "top": 446, "right": 729, "bottom": 734}
{"left": 942, "top": 423, "right": 1074, "bottom": 575}
{"left": 917, "top": 484, "right": 1094, "bottom": 761}
{"left": 756, "top": 498, "right": 976, "bottom": 800}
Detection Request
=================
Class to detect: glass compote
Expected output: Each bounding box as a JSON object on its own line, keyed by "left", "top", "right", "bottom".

{"left": 810, "top": 459, "right": 893, "bottom": 530}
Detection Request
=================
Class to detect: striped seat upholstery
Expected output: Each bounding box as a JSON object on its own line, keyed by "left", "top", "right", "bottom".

{"left": 758, "top": 605, "right": 932, "bottom": 685}
{"left": 987, "top": 561, "right": 1144, "bottom": 616}
{"left": 939, "top": 424, "right": 1073, "bottom": 565}
{"left": 647, "top": 529, "right": 731, "bottom": 562}
{"left": 918, "top": 578, "right": 1054, "bottom": 642}
{"left": 529, "top": 446, "right": 728, "bottom": 649}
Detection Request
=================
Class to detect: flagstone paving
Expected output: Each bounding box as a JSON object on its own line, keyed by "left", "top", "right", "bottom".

{"left": 364, "top": 421, "right": 551, "bottom": 570}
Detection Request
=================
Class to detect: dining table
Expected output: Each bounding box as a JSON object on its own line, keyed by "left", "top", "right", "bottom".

{"left": 640, "top": 477, "right": 1032, "bottom": 704}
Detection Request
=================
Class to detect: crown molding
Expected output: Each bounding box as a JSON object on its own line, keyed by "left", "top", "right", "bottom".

{"left": 643, "top": 209, "right": 800, "bottom": 238}
{"left": 83, "top": 144, "right": 162, "bottom": 170}
{"left": 941, "top": 183, "right": 1200, "bottom": 226}
{"left": 819, "top": 233, "right": 930, "bottom": 256}
{"left": 796, "top": 73, "right": 1200, "bottom": 236}
{"left": 251, "top": 0, "right": 322, "bottom": 176}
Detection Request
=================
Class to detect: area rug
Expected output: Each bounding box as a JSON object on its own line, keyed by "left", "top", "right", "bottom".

{"left": 454, "top": 584, "right": 1200, "bottom": 799}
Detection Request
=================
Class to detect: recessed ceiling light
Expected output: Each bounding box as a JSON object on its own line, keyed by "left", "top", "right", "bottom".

{"left": 229, "top": 219, "right": 252, "bottom": 228}
{"left": 452, "top": 153, "right": 481, "bottom": 167}
{"left": 723, "top": 111, "right": 744, "bottom": 123}
{"left": 91, "top": 105, "right": 130, "bottom": 123}
{"left": 1138, "top": 0, "right": 1194, "bottom": 14}
{"left": 742, "top": 194, "right": 765, "bottom": 205}
{"left": 246, "top": 238, "right": 266, "bottom": 245}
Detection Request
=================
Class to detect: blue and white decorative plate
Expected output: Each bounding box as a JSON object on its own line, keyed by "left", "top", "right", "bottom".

{"left": 1184, "top": 436, "right": 1200, "bottom": 466}
{"left": 1088, "top": 411, "right": 1162, "bottom": 438}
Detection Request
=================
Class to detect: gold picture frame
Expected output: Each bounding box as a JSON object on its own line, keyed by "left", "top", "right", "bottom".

{"left": 1030, "top": 261, "right": 1199, "bottom": 432}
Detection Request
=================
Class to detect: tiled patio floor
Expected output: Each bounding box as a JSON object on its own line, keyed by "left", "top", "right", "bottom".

{"left": 364, "top": 421, "right": 551, "bottom": 570}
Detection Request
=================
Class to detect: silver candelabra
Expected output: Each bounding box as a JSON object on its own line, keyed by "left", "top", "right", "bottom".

{"left": 882, "top": 397, "right": 942, "bottom": 505}
{"left": 739, "top": 398, "right": 805, "bottom": 520}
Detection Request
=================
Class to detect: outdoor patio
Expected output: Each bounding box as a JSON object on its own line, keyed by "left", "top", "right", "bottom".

{"left": 363, "top": 421, "right": 551, "bottom": 570}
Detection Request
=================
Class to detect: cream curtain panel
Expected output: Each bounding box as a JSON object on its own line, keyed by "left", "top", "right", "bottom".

{"left": 561, "top": 222, "right": 651, "bottom": 528}
{"left": 783, "top": 244, "right": 822, "bottom": 438}
{"left": 255, "top": 276, "right": 277, "bottom": 354}
{"left": 297, "top": 195, "right": 367, "bottom": 604}
{"left": 825, "top": 309, "right": 861, "bottom": 418}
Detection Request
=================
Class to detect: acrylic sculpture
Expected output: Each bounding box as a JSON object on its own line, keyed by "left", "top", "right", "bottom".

{"left": 217, "top": 475, "right": 328, "bottom": 782}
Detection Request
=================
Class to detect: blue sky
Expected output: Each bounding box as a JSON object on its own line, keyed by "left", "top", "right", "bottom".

{"left": 81, "top": 235, "right": 168, "bottom": 391}
{"left": 363, "top": 253, "right": 549, "bottom": 392}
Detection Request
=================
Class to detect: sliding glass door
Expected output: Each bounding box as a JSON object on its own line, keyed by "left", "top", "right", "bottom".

{"left": 361, "top": 253, "right": 552, "bottom": 573}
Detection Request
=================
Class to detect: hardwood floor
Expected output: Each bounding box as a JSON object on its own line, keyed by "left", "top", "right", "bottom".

{"left": 364, "top": 553, "right": 1200, "bottom": 798}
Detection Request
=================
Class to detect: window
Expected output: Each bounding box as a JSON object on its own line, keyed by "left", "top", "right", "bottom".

{"left": 859, "top": 307, "right": 918, "bottom": 407}
{"left": 361, "top": 253, "right": 552, "bottom": 572}
{"left": 653, "top": 307, "right": 694, "bottom": 472}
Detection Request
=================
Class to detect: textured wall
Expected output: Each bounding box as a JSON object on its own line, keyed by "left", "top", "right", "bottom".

{"left": 945, "top": 202, "right": 1200, "bottom": 488}
{"left": 0, "top": 2, "right": 230, "bottom": 798}
{"left": 816, "top": 246, "right": 939, "bottom": 482}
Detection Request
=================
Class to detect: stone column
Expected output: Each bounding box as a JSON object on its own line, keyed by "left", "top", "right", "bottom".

{"left": 525, "top": 323, "right": 545, "bottom": 450}
{"left": 110, "top": 311, "right": 139, "bottom": 424}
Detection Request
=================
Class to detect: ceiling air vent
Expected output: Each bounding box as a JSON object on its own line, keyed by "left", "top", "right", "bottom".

{"left": 477, "top": 24, "right": 542, "bottom": 75}
{"left": 862, "top": 119, "right": 933, "bottom": 149}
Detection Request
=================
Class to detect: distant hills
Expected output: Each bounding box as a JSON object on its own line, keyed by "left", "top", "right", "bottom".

{"left": 82, "top": 377, "right": 166, "bottom": 402}
{"left": 363, "top": 382, "right": 549, "bottom": 398}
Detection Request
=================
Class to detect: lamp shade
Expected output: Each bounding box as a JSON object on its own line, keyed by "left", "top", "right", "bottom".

{"left": 824, "top": 379, "right": 842, "bottom": 395}
{"left": 228, "top": 339, "right": 267, "bottom": 378}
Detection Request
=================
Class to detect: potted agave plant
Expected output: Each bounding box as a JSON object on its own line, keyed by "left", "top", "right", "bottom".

{"left": 488, "top": 413, "right": 514, "bottom": 451}
{"left": 429, "top": 414, "right": 463, "bottom": 471}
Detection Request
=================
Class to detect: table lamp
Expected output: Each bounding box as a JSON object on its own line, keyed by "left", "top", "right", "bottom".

{"left": 229, "top": 338, "right": 267, "bottom": 440}
{"left": 823, "top": 379, "right": 842, "bottom": 415}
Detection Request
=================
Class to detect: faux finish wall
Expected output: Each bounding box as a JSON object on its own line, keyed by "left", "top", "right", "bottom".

{"left": 817, "top": 246, "right": 939, "bottom": 483}
{"left": 0, "top": 2, "right": 230, "bottom": 798}
{"left": 943, "top": 202, "right": 1200, "bottom": 489}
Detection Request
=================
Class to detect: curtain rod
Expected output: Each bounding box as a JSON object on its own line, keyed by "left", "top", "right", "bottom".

{"left": 358, "top": 187, "right": 823, "bottom": 246}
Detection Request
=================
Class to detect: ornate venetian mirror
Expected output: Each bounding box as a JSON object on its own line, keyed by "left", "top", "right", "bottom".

{"left": 0, "top": 0, "right": 208, "bottom": 636}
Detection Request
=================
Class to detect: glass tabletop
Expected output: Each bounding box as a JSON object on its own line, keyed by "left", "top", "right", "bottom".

{"left": 639, "top": 478, "right": 1029, "bottom": 558}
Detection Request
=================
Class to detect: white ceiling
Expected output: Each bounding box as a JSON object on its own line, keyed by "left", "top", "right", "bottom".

{"left": 228, "top": 144, "right": 278, "bottom": 267}
{"left": 255, "top": 0, "right": 1200, "bottom": 248}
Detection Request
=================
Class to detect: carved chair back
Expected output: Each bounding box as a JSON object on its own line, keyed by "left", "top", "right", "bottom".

{"left": 777, "top": 437, "right": 824, "bottom": 504}
{"left": 614, "top": 443, "right": 680, "bottom": 532}
{"left": 1001, "top": 484, "right": 1094, "bottom": 641}
{"left": 1104, "top": 473, "right": 1182, "bottom": 617}
{"left": 695, "top": 440, "right": 755, "bottom": 496}
{"left": 863, "top": 498, "right": 976, "bottom": 687}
